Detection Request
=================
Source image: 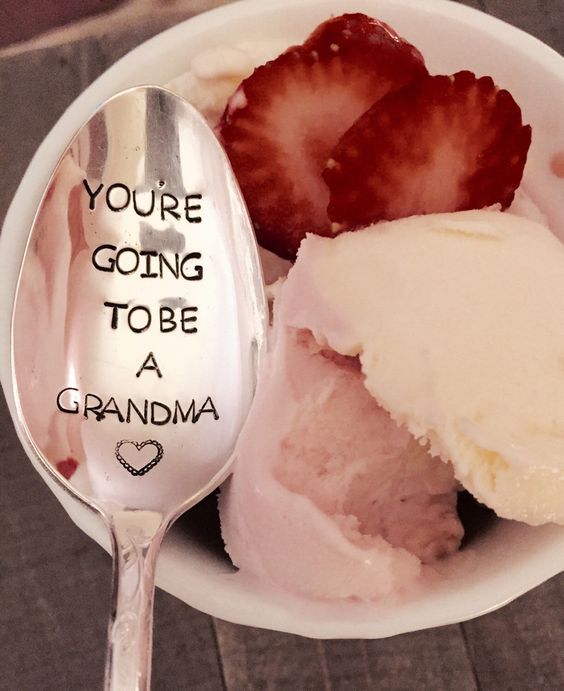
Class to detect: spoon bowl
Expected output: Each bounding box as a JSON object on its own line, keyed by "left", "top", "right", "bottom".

{"left": 10, "top": 85, "right": 267, "bottom": 689}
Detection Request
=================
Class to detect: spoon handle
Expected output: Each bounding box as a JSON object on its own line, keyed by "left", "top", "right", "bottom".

{"left": 104, "top": 509, "right": 168, "bottom": 691}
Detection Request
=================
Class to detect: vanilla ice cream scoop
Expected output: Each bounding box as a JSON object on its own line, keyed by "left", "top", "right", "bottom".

{"left": 281, "top": 210, "right": 564, "bottom": 526}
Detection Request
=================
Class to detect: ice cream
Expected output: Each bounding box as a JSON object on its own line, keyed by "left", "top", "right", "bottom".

{"left": 278, "top": 211, "right": 564, "bottom": 527}
{"left": 220, "top": 328, "right": 462, "bottom": 599}
{"left": 220, "top": 210, "right": 564, "bottom": 598}
{"left": 164, "top": 13, "right": 559, "bottom": 600}
{"left": 167, "top": 39, "right": 294, "bottom": 125}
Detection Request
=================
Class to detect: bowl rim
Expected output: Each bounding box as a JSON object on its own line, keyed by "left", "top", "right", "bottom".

{"left": 2, "top": 0, "right": 564, "bottom": 639}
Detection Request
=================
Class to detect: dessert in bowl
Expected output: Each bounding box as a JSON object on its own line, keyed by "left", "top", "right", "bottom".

{"left": 1, "top": 0, "right": 564, "bottom": 638}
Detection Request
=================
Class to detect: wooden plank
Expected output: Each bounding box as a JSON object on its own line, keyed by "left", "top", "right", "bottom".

{"left": 214, "top": 620, "right": 331, "bottom": 690}
{"left": 462, "top": 575, "right": 564, "bottom": 690}
{"left": 328, "top": 628, "right": 478, "bottom": 691}
{"left": 0, "top": 41, "right": 90, "bottom": 229}
{"left": 0, "top": 390, "right": 108, "bottom": 691}
{"left": 455, "top": 0, "right": 486, "bottom": 10}
{"left": 215, "top": 621, "right": 478, "bottom": 691}
{"left": 85, "top": 14, "right": 195, "bottom": 75}
{"left": 84, "top": 1, "right": 235, "bottom": 77}
{"left": 152, "top": 592, "right": 226, "bottom": 690}
{"left": 214, "top": 625, "right": 477, "bottom": 691}
{"left": 483, "top": 0, "right": 564, "bottom": 54}
{"left": 319, "top": 640, "right": 374, "bottom": 690}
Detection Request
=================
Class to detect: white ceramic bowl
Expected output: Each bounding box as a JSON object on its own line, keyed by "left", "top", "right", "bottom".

{"left": 2, "top": 0, "right": 564, "bottom": 639}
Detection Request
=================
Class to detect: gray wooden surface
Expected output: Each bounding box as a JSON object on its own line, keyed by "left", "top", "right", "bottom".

{"left": 1, "top": 1, "right": 563, "bottom": 689}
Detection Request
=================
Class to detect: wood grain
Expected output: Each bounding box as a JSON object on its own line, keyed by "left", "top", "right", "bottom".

{"left": 455, "top": 0, "right": 485, "bottom": 9}
{"left": 214, "top": 623, "right": 331, "bottom": 689}
{"left": 483, "top": 0, "right": 564, "bottom": 55}
{"left": 461, "top": 575, "right": 564, "bottom": 690}
{"left": 321, "top": 630, "right": 478, "bottom": 691}
{"left": 0, "top": 42, "right": 90, "bottom": 233}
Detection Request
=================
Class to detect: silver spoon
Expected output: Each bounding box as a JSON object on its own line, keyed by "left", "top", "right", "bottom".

{"left": 10, "top": 85, "right": 267, "bottom": 690}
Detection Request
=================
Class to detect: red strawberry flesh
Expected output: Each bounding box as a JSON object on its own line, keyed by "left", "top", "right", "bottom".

{"left": 218, "top": 13, "right": 427, "bottom": 259}
{"left": 325, "top": 70, "right": 532, "bottom": 229}
{"left": 56, "top": 457, "right": 79, "bottom": 480}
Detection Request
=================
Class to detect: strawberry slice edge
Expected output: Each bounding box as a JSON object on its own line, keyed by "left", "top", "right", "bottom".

{"left": 324, "top": 70, "right": 532, "bottom": 230}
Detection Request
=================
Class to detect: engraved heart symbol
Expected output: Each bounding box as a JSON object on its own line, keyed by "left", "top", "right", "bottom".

{"left": 115, "top": 440, "right": 163, "bottom": 477}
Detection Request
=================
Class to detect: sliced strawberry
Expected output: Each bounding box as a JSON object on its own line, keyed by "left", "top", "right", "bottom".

{"left": 301, "top": 13, "right": 424, "bottom": 65}
{"left": 325, "top": 71, "right": 532, "bottom": 229}
{"left": 56, "top": 457, "right": 79, "bottom": 480}
{"left": 218, "top": 13, "right": 427, "bottom": 259}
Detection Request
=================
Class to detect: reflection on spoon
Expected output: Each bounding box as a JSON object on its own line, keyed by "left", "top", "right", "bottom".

{"left": 11, "top": 86, "right": 267, "bottom": 690}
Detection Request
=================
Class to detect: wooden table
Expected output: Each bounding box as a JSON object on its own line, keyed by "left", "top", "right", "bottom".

{"left": 1, "top": 1, "right": 563, "bottom": 688}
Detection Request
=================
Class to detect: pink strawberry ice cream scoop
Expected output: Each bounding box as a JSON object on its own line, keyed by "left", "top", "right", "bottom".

{"left": 219, "top": 302, "right": 463, "bottom": 600}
